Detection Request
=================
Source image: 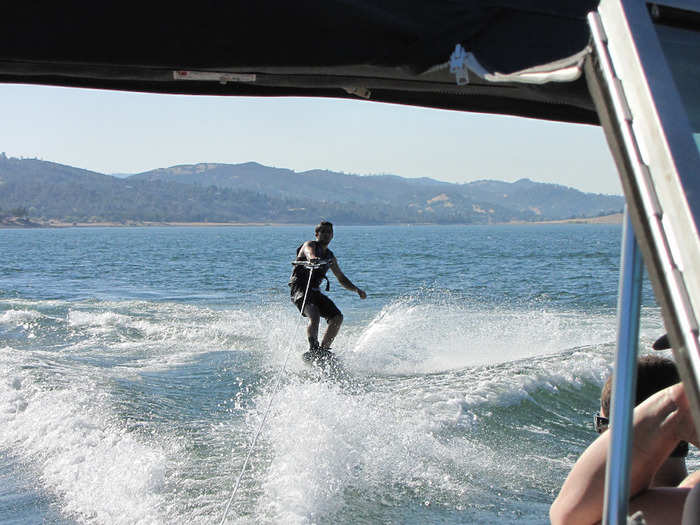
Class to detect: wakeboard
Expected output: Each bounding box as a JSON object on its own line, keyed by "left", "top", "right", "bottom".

{"left": 302, "top": 349, "right": 345, "bottom": 377}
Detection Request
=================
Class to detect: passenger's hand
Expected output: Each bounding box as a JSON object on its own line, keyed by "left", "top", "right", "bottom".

{"left": 668, "top": 382, "right": 699, "bottom": 447}
{"left": 357, "top": 289, "right": 367, "bottom": 299}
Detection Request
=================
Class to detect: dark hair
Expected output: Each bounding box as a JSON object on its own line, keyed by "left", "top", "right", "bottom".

{"left": 315, "top": 221, "right": 333, "bottom": 234}
{"left": 600, "top": 355, "right": 680, "bottom": 416}
{"left": 601, "top": 355, "right": 687, "bottom": 457}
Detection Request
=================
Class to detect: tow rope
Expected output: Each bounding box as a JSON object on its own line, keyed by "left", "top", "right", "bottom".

{"left": 219, "top": 259, "right": 327, "bottom": 524}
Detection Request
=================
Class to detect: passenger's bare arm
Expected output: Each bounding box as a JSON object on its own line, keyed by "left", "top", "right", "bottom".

{"left": 679, "top": 469, "right": 700, "bottom": 488}
{"left": 329, "top": 258, "right": 366, "bottom": 298}
{"left": 550, "top": 383, "right": 698, "bottom": 525}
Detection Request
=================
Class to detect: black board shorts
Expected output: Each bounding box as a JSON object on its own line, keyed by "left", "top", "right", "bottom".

{"left": 292, "top": 289, "right": 342, "bottom": 319}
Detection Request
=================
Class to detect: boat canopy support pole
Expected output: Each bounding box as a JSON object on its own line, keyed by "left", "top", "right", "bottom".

{"left": 603, "top": 208, "right": 643, "bottom": 525}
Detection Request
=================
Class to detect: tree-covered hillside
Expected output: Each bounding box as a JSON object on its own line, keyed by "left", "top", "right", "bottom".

{"left": 0, "top": 155, "right": 624, "bottom": 224}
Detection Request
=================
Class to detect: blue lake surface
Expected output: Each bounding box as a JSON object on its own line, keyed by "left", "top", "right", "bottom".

{"left": 0, "top": 224, "right": 689, "bottom": 524}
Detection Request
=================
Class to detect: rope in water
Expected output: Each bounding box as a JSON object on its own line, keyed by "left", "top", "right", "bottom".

{"left": 219, "top": 264, "right": 316, "bottom": 524}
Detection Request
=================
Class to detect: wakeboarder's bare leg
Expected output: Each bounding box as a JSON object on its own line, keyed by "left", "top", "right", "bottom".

{"left": 321, "top": 314, "right": 343, "bottom": 350}
{"left": 303, "top": 303, "right": 321, "bottom": 348}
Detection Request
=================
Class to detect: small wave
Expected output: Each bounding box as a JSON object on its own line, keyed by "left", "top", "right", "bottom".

{"left": 0, "top": 347, "right": 172, "bottom": 524}
{"left": 0, "top": 309, "right": 43, "bottom": 325}
{"left": 248, "top": 350, "right": 603, "bottom": 524}
{"left": 68, "top": 309, "right": 132, "bottom": 328}
{"left": 455, "top": 347, "right": 610, "bottom": 410}
{"left": 0, "top": 298, "right": 66, "bottom": 308}
{"left": 255, "top": 378, "right": 474, "bottom": 523}
{"left": 342, "top": 295, "right": 619, "bottom": 375}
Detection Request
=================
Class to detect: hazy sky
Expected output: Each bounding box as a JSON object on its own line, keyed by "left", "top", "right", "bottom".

{"left": 0, "top": 84, "right": 622, "bottom": 195}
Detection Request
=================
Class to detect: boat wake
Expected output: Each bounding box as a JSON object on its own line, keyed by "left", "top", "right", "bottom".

{"left": 0, "top": 292, "right": 668, "bottom": 523}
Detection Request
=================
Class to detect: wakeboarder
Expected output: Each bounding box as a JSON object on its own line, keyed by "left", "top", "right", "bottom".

{"left": 289, "top": 221, "right": 366, "bottom": 362}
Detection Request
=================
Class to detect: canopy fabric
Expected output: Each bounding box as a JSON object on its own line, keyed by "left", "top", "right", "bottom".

{"left": 0, "top": 1, "right": 600, "bottom": 123}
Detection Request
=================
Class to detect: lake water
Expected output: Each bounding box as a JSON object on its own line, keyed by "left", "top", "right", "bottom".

{"left": 0, "top": 224, "right": 691, "bottom": 524}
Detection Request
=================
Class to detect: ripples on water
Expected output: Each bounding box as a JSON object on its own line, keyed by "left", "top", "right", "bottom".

{"left": 0, "top": 225, "right": 688, "bottom": 524}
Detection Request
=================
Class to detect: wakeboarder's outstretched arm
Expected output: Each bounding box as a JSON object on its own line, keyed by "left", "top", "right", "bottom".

{"left": 329, "top": 257, "right": 366, "bottom": 299}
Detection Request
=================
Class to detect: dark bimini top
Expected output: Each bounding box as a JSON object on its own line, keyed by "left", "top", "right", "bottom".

{"left": 289, "top": 241, "right": 334, "bottom": 292}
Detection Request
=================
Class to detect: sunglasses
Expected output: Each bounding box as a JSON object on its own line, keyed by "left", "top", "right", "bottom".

{"left": 594, "top": 412, "right": 609, "bottom": 433}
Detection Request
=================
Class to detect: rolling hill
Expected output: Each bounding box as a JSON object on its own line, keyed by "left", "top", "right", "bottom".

{"left": 0, "top": 155, "right": 624, "bottom": 225}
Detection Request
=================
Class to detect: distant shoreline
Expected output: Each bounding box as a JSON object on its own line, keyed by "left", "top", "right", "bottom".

{"left": 508, "top": 212, "right": 623, "bottom": 225}
{"left": 0, "top": 213, "right": 623, "bottom": 229}
{"left": 0, "top": 219, "right": 291, "bottom": 229}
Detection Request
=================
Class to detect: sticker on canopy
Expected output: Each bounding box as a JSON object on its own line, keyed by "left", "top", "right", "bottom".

{"left": 173, "top": 71, "right": 256, "bottom": 83}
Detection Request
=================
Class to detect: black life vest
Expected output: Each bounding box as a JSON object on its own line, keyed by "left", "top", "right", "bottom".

{"left": 289, "top": 242, "right": 332, "bottom": 292}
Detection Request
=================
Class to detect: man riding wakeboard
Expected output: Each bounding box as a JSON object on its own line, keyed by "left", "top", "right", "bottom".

{"left": 289, "top": 221, "right": 366, "bottom": 362}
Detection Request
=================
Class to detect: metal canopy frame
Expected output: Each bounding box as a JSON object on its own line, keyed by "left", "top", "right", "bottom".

{"left": 586, "top": 0, "right": 700, "bottom": 522}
